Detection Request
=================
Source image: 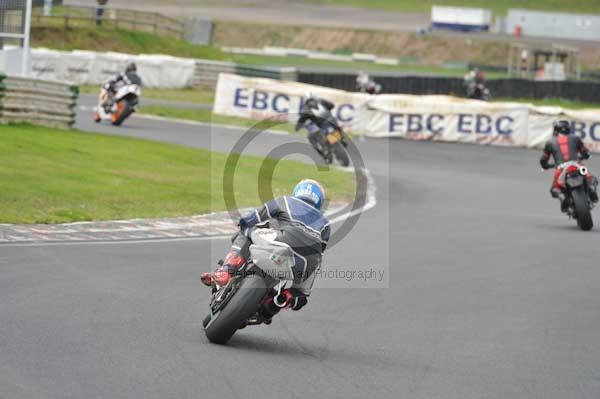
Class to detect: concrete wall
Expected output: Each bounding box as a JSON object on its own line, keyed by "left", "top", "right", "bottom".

{"left": 0, "top": 47, "right": 30, "bottom": 75}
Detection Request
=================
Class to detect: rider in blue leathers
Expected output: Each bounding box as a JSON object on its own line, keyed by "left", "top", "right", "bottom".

{"left": 201, "top": 179, "right": 330, "bottom": 315}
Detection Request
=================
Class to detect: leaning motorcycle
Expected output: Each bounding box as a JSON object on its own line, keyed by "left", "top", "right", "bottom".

{"left": 547, "top": 161, "right": 595, "bottom": 231}
{"left": 203, "top": 228, "right": 309, "bottom": 345}
{"left": 304, "top": 121, "right": 350, "bottom": 167}
{"left": 93, "top": 81, "right": 141, "bottom": 126}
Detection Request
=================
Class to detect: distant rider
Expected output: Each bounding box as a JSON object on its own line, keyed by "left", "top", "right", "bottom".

{"left": 464, "top": 68, "right": 485, "bottom": 86}
{"left": 464, "top": 68, "right": 488, "bottom": 100}
{"left": 294, "top": 92, "right": 338, "bottom": 156}
{"left": 356, "top": 70, "right": 381, "bottom": 94}
{"left": 103, "top": 62, "right": 142, "bottom": 111}
{"left": 201, "top": 179, "right": 330, "bottom": 319}
{"left": 540, "top": 120, "right": 599, "bottom": 210}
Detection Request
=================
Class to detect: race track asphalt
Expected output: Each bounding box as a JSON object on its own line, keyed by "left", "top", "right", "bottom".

{"left": 1, "top": 110, "right": 600, "bottom": 399}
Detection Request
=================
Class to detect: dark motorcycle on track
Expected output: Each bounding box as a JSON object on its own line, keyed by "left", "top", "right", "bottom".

{"left": 546, "top": 161, "right": 595, "bottom": 231}
{"left": 296, "top": 95, "right": 351, "bottom": 167}
{"left": 302, "top": 121, "right": 350, "bottom": 167}
{"left": 464, "top": 69, "right": 491, "bottom": 101}
{"left": 465, "top": 81, "right": 491, "bottom": 101}
{"left": 203, "top": 228, "right": 307, "bottom": 345}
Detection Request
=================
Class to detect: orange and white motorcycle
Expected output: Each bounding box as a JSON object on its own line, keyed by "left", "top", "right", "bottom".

{"left": 93, "top": 80, "right": 141, "bottom": 126}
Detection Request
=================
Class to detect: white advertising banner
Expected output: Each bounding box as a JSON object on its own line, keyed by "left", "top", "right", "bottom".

{"left": 213, "top": 73, "right": 600, "bottom": 152}
{"left": 362, "top": 94, "right": 529, "bottom": 147}
{"left": 213, "top": 73, "right": 369, "bottom": 132}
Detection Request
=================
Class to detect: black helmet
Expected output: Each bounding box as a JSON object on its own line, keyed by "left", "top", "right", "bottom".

{"left": 304, "top": 97, "right": 318, "bottom": 110}
{"left": 125, "top": 62, "right": 137, "bottom": 73}
{"left": 553, "top": 120, "right": 571, "bottom": 136}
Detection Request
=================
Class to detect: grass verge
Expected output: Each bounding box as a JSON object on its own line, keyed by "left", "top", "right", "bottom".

{"left": 31, "top": 26, "right": 225, "bottom": 60}
{"left": 228, "top": 53, "right": 507, "bottom": 79}
{"left": 0, "top": 124, "right": 355, "bottom": 224}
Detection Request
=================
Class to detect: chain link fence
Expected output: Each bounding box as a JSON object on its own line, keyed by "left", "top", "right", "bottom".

{"left": 0, "top": 0, "right": 29, "bottom": 43}
{"left": 0, "top": 0, "right": 32, "bottom": 74}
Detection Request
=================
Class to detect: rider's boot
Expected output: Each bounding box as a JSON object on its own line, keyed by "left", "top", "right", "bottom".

{"left": 201, "top": 252, "right": 246, "bottom": 287}
{"left": 560, "top": 197, "right": 568, "bottom": 213}
{"left": 308, "top": 132, "right": 325, "bottom": 157}
{"left": 551, "top": 188, "right": 568, "bottom": 212}
{"left": 589, "top": 176, "right": 599, "bottom": 203}
{"left": 259, "top": 288, "right": 305, "bottom": 324}
{"left": 103, "top": 98, "right": 113, "bottom": 113}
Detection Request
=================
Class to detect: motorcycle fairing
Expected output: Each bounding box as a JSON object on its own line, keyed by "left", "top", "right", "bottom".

{"left": 249, "top": 228, "right": 297, "bottom": 282}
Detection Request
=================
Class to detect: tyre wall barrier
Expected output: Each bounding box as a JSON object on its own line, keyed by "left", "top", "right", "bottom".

{"left": 192, "top": 60, "right": 297, "bottom": 88}
{"left": 0, "top": 74, "right": 78, "bottom": 129}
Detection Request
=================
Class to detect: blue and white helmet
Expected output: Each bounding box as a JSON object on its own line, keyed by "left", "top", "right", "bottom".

{"left": 292, "top": 179, "right": 326, "bottom": 210}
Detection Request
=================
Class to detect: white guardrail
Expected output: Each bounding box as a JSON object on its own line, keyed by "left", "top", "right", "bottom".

{"left": 0, "top": 74, "right": 78, "bottom": 129}
{"left": 24, "top": 48, "right": 297, "bottom": 89}
{"left": 222, "top": 46, "right": 400, "bottom": 66}
{"left": 30, "top": 48, "right": 197, "bottom": 89}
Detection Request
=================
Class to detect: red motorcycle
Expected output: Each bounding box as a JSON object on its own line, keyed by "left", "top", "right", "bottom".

{"left": 546, "top": 160, "right": 595, "bottom": 231}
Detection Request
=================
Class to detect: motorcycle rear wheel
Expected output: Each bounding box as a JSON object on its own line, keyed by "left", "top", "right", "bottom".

{"left": 572, "top": 189, "right": 593, "bottom": 231}
{"left": 204, "top": 275, "right": 267, "bottom": 345}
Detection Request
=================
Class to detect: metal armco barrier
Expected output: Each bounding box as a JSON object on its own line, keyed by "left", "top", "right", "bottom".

{"left": 0, "top": 74, "right": 78, "bottom": 129}
{"left": 192, "top": 60, "right": 297, "bottom": 88}
{"left": 192, "top": 60, "right": 236, "bottom": 87}
{"left": 297, "top": 72, "right": 600, "bottom": 103}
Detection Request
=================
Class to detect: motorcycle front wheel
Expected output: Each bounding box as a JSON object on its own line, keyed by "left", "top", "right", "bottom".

{"left": 112, "top": 100, "right": 131, "bottom": 126}
{"left": 572, "top": 189, "right": 593, "bottom": 231}
{"left": 203, "top": 275, "right": 267, "bottom": 345}
{"left": 333, "top": 142, "right": 350, "bottom": 167}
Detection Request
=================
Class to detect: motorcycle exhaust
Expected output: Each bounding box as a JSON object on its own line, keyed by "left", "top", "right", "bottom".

{"left": 579, "top": 166, "right": 589, "bottom": 176}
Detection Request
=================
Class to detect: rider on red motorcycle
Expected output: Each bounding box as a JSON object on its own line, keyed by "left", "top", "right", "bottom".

{"left": 540, "top": 120, "right": 599, "bottom": 210}
{"left": 201, "top": 179, "right": 330, "bottom": 318}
